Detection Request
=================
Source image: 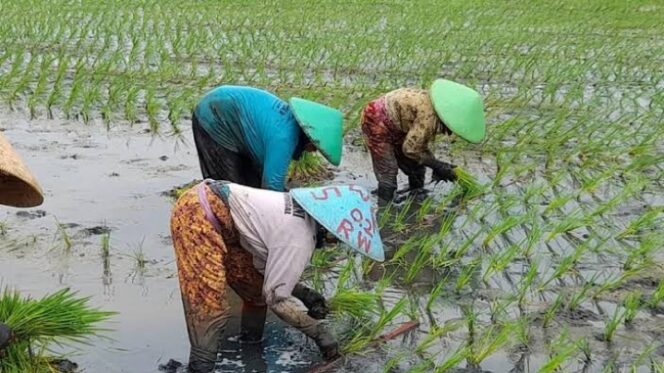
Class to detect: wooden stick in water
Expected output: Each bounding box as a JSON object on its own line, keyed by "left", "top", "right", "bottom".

{"left": 308, "top": 320, "right": 420, "bottom": 373}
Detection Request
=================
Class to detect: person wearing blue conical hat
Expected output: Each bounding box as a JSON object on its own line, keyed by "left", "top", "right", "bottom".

{"left": 170, "top": 179, "right": 384, "bottom": 372}
{"left": 360, "top": 79, "right": 486, "bottom": 204}
{"left": 192, "top": 85, "right": 343, "bottom": 191}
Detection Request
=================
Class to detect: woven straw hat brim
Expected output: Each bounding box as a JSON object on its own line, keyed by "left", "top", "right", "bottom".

{"left": 0, "top": 132, "right": 44, "bottom": 207}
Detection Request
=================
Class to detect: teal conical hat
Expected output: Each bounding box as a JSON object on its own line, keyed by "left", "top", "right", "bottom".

{"left": 429, "top": 79, "right": 486, "bottom": 144}
{"left": 290, "top": 184, "right": 384, "bottom": 262}
{"left": 289, "top": 97, "right": 343, "bottom": 166}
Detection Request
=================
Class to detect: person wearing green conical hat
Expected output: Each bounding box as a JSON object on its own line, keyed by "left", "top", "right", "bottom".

{"left": 169, "top": 179, "right": 384, "bottom": 372}
{"left": 360, "top": 79, "right": 486, "bottom": 204}
{"left": 192, "top": 85, "right": 343, "bottom": 191}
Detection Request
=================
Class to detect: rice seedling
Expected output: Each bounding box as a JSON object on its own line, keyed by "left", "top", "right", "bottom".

{"left": 603, "top": 306, "right": 625, "bottom": 343}
{"left": 425, "top": 277, "right": 447, "bottom": 312}
{"left": 539, "top": 339, "right": 578, "bottom": 373}
{"left": 453, "top": 167, "right": 485, "bottom": 200}
{"left": 391, "top": 198, "right": 415, "bottom": 233}
{"left": 542, "top": 294, "right": 563, "bottom": 328}
{"left": 0, "top": 287, "right": 113, "bottom": 372}
{"left": 652, "top": 358, "right": 664, "bottom": 373}
{"left": 628, "top": 343, "right": 659, "bottom": 372}
{"left": 482, "top": 244, "right": 520, "bottom": 285}
{"left": 623, "top": 291, "right": 641, "bottom": 324}
{"left": 434, "top": 345, "right": 468, "bottom": 372}
{"left": 2, "top": 0, "right": 663, "bottom": 369}
{"left": 454, "top": 259, "right": 480, "bottom": 294}
{"left": 403, "top": 236, "right": 436, "bottom": 284}
{"left": 517, "top": 260, "right": 539, "bottom": 308}
{"left": 576, "top": 337, "right": 592, "bottom": 363}
{"left": 54, "top": 219, "right": 72, "bottom": 252}
{"left": 512, "top": 316, "right": 533, "bottom": 350}
{"left": 415, "top": 321, "right": 462, "bottom": 355}
{"left": 288, "top": 153, "right": 330, "bottom": 185}
{"left": 482, "top": 215, "right": 528, "bottom": 248}
{"left": 466, "top": 324, "right": 512, "bottom": 368}
{"left": 381, "top": 352, "right": 408, "bottom": 373}
{"left": 415, "top": 197, "right": 435, "bottom": 223}
{"left": 565, "top": 280, "right": 594, "bottom": 312}
{"left": 622, "top": 233, "right": 660, "bottom": 271}
{"left": 101, "top": 233, "right": 110, "bottom": 259}
{"left": 618, "top": 207, "right": 664, "bottom": 239}
{"left": 648, "top": 280, "right": 664, "bottom": 309}
{"left": 368, "top": 298, "right": 408, "bottom": 340}
{"left": 329, "top": 288, "right": 379, "bottom": 320}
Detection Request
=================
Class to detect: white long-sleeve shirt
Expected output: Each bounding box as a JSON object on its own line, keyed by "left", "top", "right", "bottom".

{"left": 209, "top": 182, "right": 317, "bottom": 306}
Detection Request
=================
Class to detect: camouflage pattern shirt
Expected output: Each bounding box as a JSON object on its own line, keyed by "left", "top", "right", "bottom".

{"left": 384, "top": 88, "right": 442, "bottom": 164}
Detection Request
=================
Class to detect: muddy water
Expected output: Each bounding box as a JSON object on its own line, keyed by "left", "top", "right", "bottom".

{"left": 0, "top": 110, "right": 382, "bottom": 372}
{"left": 3, "top": 109, "right": 662, "bottom": 373}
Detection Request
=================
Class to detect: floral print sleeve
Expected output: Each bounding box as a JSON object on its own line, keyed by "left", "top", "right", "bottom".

{"left": 385, "top": 88, "right": 439, "bottom": 164}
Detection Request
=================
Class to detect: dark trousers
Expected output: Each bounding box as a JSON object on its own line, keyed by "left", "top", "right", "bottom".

{"left": 360, "top": 99, "right": 425, "bottom": 192}
{"left": 192, "top": 114, "right": 261, "bottom": 188}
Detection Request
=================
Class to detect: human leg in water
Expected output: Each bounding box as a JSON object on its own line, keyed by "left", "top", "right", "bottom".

{"left": 271, "top": 298, "right": 339, "bottom": 360}
{"left": 361, "top": 102, "right": 399, "bottom": 205}
{"left": 395, "top": 145, "right": 428, "bottom": 201}
{"left": 170, "top": 185, "right": 241, "bottom": 372}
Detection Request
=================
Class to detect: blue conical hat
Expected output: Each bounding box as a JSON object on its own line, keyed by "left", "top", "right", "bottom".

{"left": 290, "top": 185, "right": 384, "bottom": 262}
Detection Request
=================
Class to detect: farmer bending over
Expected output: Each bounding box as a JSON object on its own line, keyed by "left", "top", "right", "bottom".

{"left": 170, "top": 181, "right": 384, "bottom": 372}
{"left": 192, "top": 85, "right": 343, "bottom": 190}
{"left": 361, "top": 79, "right": 486, "bottom": 204}
{"left": 0, "top": 132, "right": 44, "bottom": 354}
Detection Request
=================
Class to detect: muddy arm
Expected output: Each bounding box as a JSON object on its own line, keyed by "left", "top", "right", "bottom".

{"left": 270, "top": 297, "right": 339, "bottom": 360}
{"left": 421, "top": 156, "right": 457, "bottom": 183}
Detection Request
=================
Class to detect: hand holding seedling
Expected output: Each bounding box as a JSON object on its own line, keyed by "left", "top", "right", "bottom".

{"left": 430, "top": 161, "right": 457, "bottom": 184}
{"left": 293, "top": 284, "right": 330, "bottom": 320}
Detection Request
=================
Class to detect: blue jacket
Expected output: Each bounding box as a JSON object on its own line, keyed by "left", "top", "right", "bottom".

{"left": 194, "top": 85, "right": 304, "bottom": 191}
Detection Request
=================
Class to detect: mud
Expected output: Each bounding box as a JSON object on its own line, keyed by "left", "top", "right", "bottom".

{"left": 1, "top": 107, "right": 662, "bottom": 372}
{"left": 0, "top": 110, "right": 349, "bottom": 372}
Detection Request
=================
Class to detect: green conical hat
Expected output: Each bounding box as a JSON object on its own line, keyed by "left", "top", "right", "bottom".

{"left": 289, "top": 97, "right": 343, "bottom": 166}
{"left": 429, "top": 79, "right": 486, "bottom": 144}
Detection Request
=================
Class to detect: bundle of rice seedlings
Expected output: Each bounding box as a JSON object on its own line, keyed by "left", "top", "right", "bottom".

{"left": 0, "top": 287, "right": 114, "bottom": 372}
{"left": 163, "top": 179, "right": 201, "bottom": 201}
{"left": 453, "top": 167, "right": 485, "bottom": 200}
{"left": 329, "top": 288, "right": 379, "bottom": 320}
{"left": 288, "top": 152, "right": 332, "bottom": 185}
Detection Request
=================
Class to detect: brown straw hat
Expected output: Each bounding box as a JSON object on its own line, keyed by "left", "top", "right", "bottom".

{"left": 0, "top": 132, "right": 43, "bottom": 207}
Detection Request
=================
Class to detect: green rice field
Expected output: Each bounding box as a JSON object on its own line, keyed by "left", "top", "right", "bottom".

{"left": 1, "top": 0, "right": 663, "bottom": 371}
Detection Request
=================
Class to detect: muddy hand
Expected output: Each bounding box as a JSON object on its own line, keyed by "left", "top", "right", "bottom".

{"left": 317, "top": 331, "right": 340, "bottom": 360}
{"left": 307, "top": 301, "right": 330, "bottom": 320}
{"left": 292, "top": 284, "right": 329, "bottom": 320}
{"left": 0, "top": 322, "right": 11, "bottom": 353}
{"left": 431, "top": 161, "right": 457, "bottom": 184}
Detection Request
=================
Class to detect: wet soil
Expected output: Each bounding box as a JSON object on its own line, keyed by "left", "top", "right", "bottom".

{"left": 1, "top": 108, "right": 662, "bottom": 372}
{"left": 1, "top": 110, "right": 368, "bottom": 372}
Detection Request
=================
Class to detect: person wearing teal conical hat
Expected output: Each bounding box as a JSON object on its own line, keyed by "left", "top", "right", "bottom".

{"left": 170, "top": 179, "right": 384, "bottom": 372}
{"left": 360, "top": 79, "right": 486, "bottom": 204}
{"left": 192, "top": 85, "right": 343, "bottom": 191}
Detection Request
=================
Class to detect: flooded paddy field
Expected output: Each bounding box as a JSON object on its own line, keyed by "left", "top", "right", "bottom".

{"left": 1, "top": 0, "right": 664, "bottom": 372}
